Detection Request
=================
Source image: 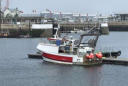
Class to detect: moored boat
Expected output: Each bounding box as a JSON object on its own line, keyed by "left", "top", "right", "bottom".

{"left": 37, "top": 25, "right": 104, "bottom": 65}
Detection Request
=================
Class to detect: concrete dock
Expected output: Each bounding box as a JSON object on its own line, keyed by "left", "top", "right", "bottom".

{"left": 103, "top": 58, "right": 128, "bottom": 65}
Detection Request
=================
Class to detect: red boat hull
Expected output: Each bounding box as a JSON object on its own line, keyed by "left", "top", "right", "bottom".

{"left": 42, "top": 52, "right": 73, "bottom": 62}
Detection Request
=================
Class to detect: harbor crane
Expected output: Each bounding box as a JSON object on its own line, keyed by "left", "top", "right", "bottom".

{"left": 59, "top": 11, "right": 62, "bottom": 19}
{"left": 6, "top": 0, "right": 9, "bottom": 9}
{"left": 2, "top": 0, "right": 9, "bottom": 11}
{"left": 54, "top": 10, "right": 62, "bottom": 19}
{"left": 46, "top": 9, "right": 52, "bottom": 18}
{"left": 79, "top": 13, "right": 81, "bottom": 22}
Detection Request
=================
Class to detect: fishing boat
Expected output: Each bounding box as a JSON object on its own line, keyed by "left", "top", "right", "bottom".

{"left": 37, "top": 25, "right": 104, "bottom": 65}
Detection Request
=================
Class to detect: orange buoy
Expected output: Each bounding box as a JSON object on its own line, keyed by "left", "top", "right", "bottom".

{"left": 90, "top": 53, "right": 94, "bottom": 59}
{"left": 96, "top": 52, "right": 103, "bottom": 59}
{"left": 85, "top": 54, "right": 90, "bottom": 59}
{"left": 86, "top": 53, "right": 94, "bottom": 59}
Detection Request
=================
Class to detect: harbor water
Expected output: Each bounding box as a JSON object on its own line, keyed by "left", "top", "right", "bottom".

{"left": 0, "top": 32, "right": 128, "bottom": 86}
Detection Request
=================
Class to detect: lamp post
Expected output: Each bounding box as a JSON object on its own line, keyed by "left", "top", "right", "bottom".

{"left": 0, "top": 0, "right": 1, "bottom": 33}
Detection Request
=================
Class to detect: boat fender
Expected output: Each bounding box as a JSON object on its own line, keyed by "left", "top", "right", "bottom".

{"left": 85, "top": 54, "right": 90, "bottom": 59}
{"left": 96, "top": 52, "right": 103, "bottom": 59}
{"left": 90, "top": 53, "right": 94, "bottom": 59}
{"left": 86, "top": 53, "right": 94, "bottom": 59}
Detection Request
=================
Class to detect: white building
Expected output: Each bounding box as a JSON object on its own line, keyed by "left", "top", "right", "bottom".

{"left": 4, "top": 8, "right": 22, "bottom": 17}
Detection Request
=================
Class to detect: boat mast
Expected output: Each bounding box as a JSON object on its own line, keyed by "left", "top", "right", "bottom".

{"left": 53, "top": 24, "right": 60, "bottom": 38}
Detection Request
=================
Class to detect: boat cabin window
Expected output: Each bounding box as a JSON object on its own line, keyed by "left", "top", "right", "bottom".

{"left": 49, "top": 40, "right": 64, "bottom": 45}
{"left": 87, "top": 51, "right": 91, "bottom": 54}
{"left": 49, "top": 40, "right": 56, "bottom": 44}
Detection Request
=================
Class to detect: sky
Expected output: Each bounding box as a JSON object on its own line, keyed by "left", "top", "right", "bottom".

{"left": 2, "top": 0, "right": 128, "bottom": 15}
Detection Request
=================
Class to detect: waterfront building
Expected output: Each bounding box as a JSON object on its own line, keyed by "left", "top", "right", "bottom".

{"left": 108, "top": 13, "right": 128, "bottom": 22}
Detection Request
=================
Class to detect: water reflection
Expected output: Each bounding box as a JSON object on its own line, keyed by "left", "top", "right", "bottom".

{"left": 0, "top": 32, "right": 128, "bottom": 86}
